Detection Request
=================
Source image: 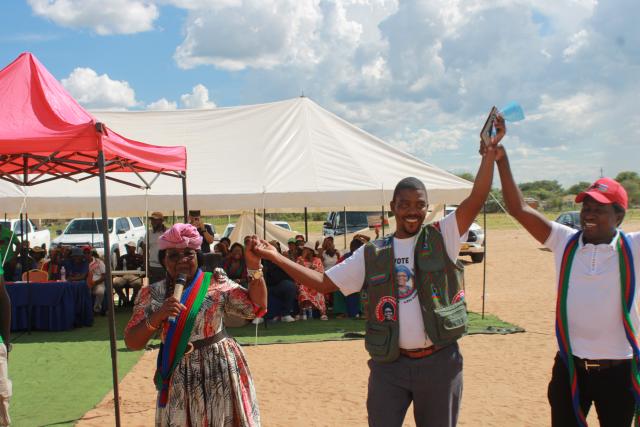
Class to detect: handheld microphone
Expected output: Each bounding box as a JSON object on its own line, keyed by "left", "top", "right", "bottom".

{"left": 168, "top": 273, "right": 187, "bottom": 323}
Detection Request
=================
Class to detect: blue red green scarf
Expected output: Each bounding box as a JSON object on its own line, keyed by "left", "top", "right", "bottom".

{"left": 155, "top": 269, "right": 211, "bottom": 407}
{"left": 556, "top": 231, "right": 640, "bottom": 426}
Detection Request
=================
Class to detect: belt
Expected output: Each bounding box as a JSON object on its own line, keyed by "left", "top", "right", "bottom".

{"left": 400, "top": 345, "right": 443, "bottom": 359}
{"left": 574, "top": 356, "right": 628, "bottom": 372}
{"left": 184, "top": 329, "right": 229, "bottom": 356}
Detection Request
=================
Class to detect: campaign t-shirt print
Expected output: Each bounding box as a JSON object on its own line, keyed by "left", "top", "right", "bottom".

{"left": 395, "top": 258, "right": 417, "bottom": 303}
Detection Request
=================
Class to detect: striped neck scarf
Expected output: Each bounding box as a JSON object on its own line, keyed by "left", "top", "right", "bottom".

{"left": 556, "top": 230, "right": 640, "bottom": 426}
{"left": 155, "top": 269, "right": 211, "bottom": 407}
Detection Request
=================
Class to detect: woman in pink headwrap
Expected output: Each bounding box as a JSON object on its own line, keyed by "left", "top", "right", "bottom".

{"left": 124, "top": 223, "right": 267, "bottom": 426}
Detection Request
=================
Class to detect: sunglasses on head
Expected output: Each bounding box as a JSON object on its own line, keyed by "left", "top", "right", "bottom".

{"left": 166, "top": 249, "right": 197, "bottom": 261}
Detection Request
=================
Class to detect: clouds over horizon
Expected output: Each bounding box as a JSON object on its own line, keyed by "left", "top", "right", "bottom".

{"left": 28, "top": 0, "right": 640, "bottom": 184}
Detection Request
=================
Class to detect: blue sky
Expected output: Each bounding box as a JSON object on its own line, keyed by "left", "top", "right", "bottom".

{"left": 1, "top": 0, "right": 638, "bottom": 186}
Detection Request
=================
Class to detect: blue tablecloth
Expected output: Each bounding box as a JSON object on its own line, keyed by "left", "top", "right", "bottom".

{"left": 6, "top": 281, "right": 94, "bottom": 331}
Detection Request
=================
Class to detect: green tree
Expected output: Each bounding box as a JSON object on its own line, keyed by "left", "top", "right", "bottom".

{"left": 455, "top": 172, "right": 475, "bottom": 183}
{"left": 565, "top": 181, "right": 591, "bottom": 195}
{"left": 518, "top": 180, "right": 564, "bottom": 201}
{"left": 615, "top": 171, "right": 640, "bottom": 207}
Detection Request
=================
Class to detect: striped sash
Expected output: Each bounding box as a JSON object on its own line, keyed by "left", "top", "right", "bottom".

{"left": 155, "top": 269, "right": 211, "bottom": 407}
{"left": 556, "top": 231, "right": 639, "bottom": 426}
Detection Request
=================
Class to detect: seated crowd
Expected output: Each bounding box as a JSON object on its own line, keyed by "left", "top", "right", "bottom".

{"left": 0, "top": 210, "right": 369, "bottom": 323}
{"left": 214, "top": 233, "right": 369, "bottom": 324}
{"left": 0, "top": 237, "right": 142, "bottom": 314}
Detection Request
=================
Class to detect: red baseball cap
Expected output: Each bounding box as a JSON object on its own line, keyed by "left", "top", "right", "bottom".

{"left": 575, "top": 177, "right": 628, "bottom": 210}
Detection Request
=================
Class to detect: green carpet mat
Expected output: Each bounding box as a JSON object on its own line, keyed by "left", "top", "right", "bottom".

{"left": 230, "top": 311, "right": 523, "bottom": 345}
{"left": 9, "top": 308, "right": 158, "bottom": 427}
{"left": 8, "top": 310, "right": 520, "bottom": 426}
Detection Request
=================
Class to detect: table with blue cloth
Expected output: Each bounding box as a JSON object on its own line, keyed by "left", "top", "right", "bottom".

{"left": 6, "top": 281, "right": 94, "bottom": 331}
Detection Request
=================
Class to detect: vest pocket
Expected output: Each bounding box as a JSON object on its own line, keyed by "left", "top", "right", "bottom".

{"left": 432, "top": 301, "right": 467, "bottom": 341}
{"left": 365, "top": 321, "right": 399, "bottom": 363}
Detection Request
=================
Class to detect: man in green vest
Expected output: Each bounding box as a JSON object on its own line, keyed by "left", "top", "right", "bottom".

{"left": 252, "top": 117, "right": 506, "bottom": 427}
{"left": 0, "top": 265, "right": 11, "bottom": 426}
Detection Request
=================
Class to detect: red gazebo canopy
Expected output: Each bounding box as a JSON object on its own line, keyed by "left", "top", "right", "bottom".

{"left": 0, "top": 52, "right": 186, "bottom": 187}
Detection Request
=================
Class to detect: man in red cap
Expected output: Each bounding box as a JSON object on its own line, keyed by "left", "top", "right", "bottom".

{"left": 493, "top": 144, "right": 639, "bottom": 426}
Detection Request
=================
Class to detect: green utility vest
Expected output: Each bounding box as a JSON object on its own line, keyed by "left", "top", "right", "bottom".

{"left": 362, "top": 224, "right": 468, "bottom": 362}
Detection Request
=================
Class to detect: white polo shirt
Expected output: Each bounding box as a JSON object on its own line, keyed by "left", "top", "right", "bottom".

{"left": 545, "top": 222, "right": 640, "bottom": 360}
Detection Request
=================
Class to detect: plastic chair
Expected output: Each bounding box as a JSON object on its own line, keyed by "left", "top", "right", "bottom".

{"left": 22, "top": 269, "right": 49, "bottom": 282}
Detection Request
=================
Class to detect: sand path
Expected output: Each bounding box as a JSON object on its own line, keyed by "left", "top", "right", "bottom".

{"left": 78, "top": 220, "right": 640, "bottom": 426}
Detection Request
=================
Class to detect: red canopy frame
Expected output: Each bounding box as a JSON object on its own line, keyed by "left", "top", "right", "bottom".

{"left": 0, "top": 53, "right": 189, "bottom": 427}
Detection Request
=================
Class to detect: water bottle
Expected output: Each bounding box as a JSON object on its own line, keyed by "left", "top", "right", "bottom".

{"left": 123, "top": 257, "right": 128, "bottom": 271}
{"left": 306, "top": 307, "right": 313, "bottom": 320}
{"left": 60, "top": 265, "right": 66, "bottom": 281}
{"left": 14, "top": 262, "right": 22, "bottom": 282}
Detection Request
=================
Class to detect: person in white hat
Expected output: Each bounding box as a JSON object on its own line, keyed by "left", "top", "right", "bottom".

{"left": 147, "top": 211, "right": 167, "bottom": 285}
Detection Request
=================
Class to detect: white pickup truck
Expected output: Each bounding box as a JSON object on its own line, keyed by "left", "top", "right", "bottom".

{"left": 52, "top": 216, "right": 146, "bottom": 266}
{"left": 0, "top": 219, "right": 51, "bottom": 251}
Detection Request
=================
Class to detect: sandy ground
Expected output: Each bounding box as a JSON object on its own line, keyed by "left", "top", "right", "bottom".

{"left": 78, "top": 220, "right": 640, "bottom": 427}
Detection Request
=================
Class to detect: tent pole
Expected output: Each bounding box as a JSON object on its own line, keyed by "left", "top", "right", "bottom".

{"left": 23, "top": 211, "right": 32, "bottom": 335}
{"left": 381, "top": 205, "right": 385, "bottom": 238}
{"left": 343, "top": 207, "right": 347, "bottom": 250}
{"left": 91, "top": 212, "right": 95, "bottom": 247}
{"left": 481, "top": 202, "right": 487, "bottom": 320}
{"left": 304, "top": 207, "right": 308, "bottom": 242}
{"left": 182, "top": 174, "right": 188, "bottom": 223}
{"left": 172, "top": 210, "right": 176, "bottom": 226}
{"left": 253, "top": 209, "right": 257, "bottom": 234}
{"left": 263, "top": 209, "right": 266, "bottom": 240}
{"left": 97, "top": 148, "right": 122, "bottom": 427}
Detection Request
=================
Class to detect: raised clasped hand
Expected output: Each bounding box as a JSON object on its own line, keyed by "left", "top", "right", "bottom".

{"left": 250, "top": 238, "right": 279, "bottom": 262}
{"left": 244, "top": 235, "right": 263, "bottom": 269}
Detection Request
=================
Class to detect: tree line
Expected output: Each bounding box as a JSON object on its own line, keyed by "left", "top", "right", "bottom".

{"left": 456, "top": 171, "right": 640, "bottom": 212}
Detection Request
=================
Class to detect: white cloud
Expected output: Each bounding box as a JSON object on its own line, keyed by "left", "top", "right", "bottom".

{"left": 180, "top": 84, "right": 216, "bottom": 109}
{"left": 563, "top": 29, "right": 589, "bottom": 60}
{"left": 146, "top": 98, "right": 177, "bottom": 111}
{"left": 28, "top": 0, "right": 158, "bottom": 35}
{"left": 40, "top": 0, "right": 638, "bottom": 186}
{"left": 61, "top": 67, "right": 138, "bottom": 109}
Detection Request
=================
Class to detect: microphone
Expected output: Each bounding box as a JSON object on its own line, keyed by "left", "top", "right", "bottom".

{"left": 168, "top": 273, "right": 187, "bottom": 323}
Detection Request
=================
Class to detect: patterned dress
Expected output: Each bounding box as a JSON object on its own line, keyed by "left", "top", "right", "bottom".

{"left": 125, "top": 268, "right": 261, "bottom": 427}
{"left": 295, "top": 256, "right": 326, "bottom": 314}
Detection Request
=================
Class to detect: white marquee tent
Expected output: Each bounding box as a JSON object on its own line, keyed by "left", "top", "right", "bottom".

{"left": 1, "top": 97, "right": 472, "bottom": 217}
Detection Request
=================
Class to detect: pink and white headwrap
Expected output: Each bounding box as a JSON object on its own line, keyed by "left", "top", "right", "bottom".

{"left": 157, "top": 223, "right": 203, "bottom": 250}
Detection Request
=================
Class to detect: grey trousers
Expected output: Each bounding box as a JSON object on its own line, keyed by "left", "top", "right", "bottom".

{"left": 367, "top": 342, "right": 463, "bottom": 427}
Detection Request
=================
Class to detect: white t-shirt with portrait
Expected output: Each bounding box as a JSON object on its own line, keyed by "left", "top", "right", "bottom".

{"left": 326, "top": 212, "right": 466, "bottom": 349}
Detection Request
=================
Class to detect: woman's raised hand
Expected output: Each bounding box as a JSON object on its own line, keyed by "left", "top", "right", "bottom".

{"left": 244, "top": 235, "right": 264, "bottom": 269}
{"left": 250, "top": 239, "right": 280, "bottom": 262}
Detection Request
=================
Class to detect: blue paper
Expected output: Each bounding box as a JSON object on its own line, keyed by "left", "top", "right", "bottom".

{"left": 500, "top": 101, "right": 525, "bottom": 122}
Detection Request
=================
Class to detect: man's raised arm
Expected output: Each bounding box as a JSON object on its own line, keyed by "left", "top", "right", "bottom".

{"left": 455, "top": 115, "right": 504, "bottom": 235}
{"left": 252, "top": 241, "right": 339, "bottom": 293}
{"left": 494, "top": 145, "right": 552, "bottom": 244}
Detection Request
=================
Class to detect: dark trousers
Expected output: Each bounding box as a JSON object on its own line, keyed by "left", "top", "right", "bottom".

{"left": 345, "top": 292, "right": 361, "bottom": 317}
{"left": 265, "top": 279, "right": 297, "bottom": 319}
{"left": 548, "top": 353, "right": 635, "bottom": 427}
{"left": 367, "top": 342, "right": 463, "bottom": 427}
